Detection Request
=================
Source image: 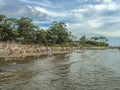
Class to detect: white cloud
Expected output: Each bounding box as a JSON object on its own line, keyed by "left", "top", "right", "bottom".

{"left": 103, "top": 0, "right": 113, "bottom": 3}
{"left": 0, "top": 0, "right": 120, "bottom": 45}
{"left": 88, "top": 22, "right": 103, "bottom": 28}
{"left": 94, "top": 3, "right": 119, "bottom": 11}
{"left": 71, "top": 8, "right": 88, "bottom": 13}
{"left": 67, "top": 23, "right": 120, "bottom": 37}
{"left": 94, "top": 31, "right": 120, "bottom": 37}
{"left": 19, "top": 0, "right": 54, "bottom": 7}
{"left": 33, "top": 20, "right": 51, "bottom": 25}
{"left": 94, "top": 4, "right": 107, "bottom": 10}
{"left": 34, "top": 6, "right": 66, "bottom": 17}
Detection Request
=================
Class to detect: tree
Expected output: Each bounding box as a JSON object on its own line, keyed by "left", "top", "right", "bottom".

{"left": 0, "top": 15, "right": 6, "bottom": 22}
{"left": 6, "top": 18, "right": 19, "bottom": 40}
{"left": 90, "top": 37, "right": 99, "bottom": 41}
{"left": 0, "top": 14, "right": 78, "bottom": 46}
{"left": 35, "top": 29, "right": 48, "bottom": 45}
{"left": 48, "top": 21, "right": 71, "bottom": 44}
{"left": 99, "top": 36, "right": 108, "bottom": 42}
{"left": 0, "top": 15, "right": 19, "bottom": 41}
{"left": 80, "top": 35, "right": 86, "bottom": 41}
{"left": 80, "top": 35, "right": 86, "bottom": 45}
{"left": 91, "top": 36, "right": 108, "bottom": 42}
{"left": 46, "top": 30, "right": 58, "bottom": 45}
{"left": 17, "top": 17, "right": 37, "bottom": 44}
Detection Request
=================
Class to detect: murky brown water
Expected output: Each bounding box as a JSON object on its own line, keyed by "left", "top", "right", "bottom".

{"left": 0, "top": 49, "right": 120, "bottom": 90}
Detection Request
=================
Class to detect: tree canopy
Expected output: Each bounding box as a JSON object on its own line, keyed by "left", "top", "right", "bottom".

{"left": 79, "top": 36, "right": 109, "bottom": 47}
{"left": 0, "top": 14, "right": 109, "bottom": 47}
{"left": 0, "top": 14, "right": 73, "bottom": 46}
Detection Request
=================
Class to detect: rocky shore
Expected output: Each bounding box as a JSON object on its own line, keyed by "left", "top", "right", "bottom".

{"left": 0, "top": 42, "right": 110, "bottom": 61}
{"left": 0, "top": 43, "right": 79, "bottom": 61}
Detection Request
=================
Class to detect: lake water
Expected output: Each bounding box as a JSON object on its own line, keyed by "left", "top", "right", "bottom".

{"left": 0, "top": 49, "right": 120, "bottom": 90}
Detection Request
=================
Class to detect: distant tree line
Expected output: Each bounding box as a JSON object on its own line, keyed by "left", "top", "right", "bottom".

{"left": 79, "top": 35, "right": 109, "bottom": 47}
{"left": 0, "top": 15, "right": 72, "bottom": 46}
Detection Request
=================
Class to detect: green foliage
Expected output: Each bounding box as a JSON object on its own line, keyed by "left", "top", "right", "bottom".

{"left": 17, "top": 17, "right": 37, "bottom": 44}
{"left": 0, "top": 15, "right": 73, "bottom": 45}
{"left": 35, "top": 29, "right": 48, "bottom": 45}
{"left": 80, "top": 36, "right": 109, "bottom": 47}
{"left": 0, "top": 15, "right": 19, "bottom": 41}
{"left": 0, "top": 14, "right": 109, "bottom": 47}
{"left": 80, "top": 35, "right": 86, "bottom": 44}
{"left": 85, "top": 40, "right": 109, "bottom": 47}
{"left": 48, "top": 21, "right": 72, "bottom": 44}
{"left": 54, "top": 43, "right": 75, "bottom": 47}
{"left": 90, "top": 36, "right": 108, "bottom": 42}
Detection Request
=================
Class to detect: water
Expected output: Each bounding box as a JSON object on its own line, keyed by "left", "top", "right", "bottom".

{"left": 0, "top": 49, "right": 120, "bottom": 90}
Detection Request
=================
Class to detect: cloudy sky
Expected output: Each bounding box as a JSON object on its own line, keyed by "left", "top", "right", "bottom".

{"left": 0, "top": 0, "right": 120, "bottom": 46}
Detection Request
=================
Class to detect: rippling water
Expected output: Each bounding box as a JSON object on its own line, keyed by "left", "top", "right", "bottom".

{"left": 0, "top": 49, "right": 120, "bottom": 90}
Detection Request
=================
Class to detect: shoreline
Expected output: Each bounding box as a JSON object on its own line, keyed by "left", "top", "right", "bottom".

{"left": 0, "top": 44, "right": 115, "bottom": 62}
{"left": 0, "top": 51, "right": 71, "bottom": 62}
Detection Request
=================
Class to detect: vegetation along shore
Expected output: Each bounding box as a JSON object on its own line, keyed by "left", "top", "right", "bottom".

{"left": 0, "top": 14, "right": 109, "bottom": 61}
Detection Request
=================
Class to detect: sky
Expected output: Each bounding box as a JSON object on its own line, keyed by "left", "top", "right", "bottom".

{"left": 0, "top": 0, "right": 120, "bottom": 46}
